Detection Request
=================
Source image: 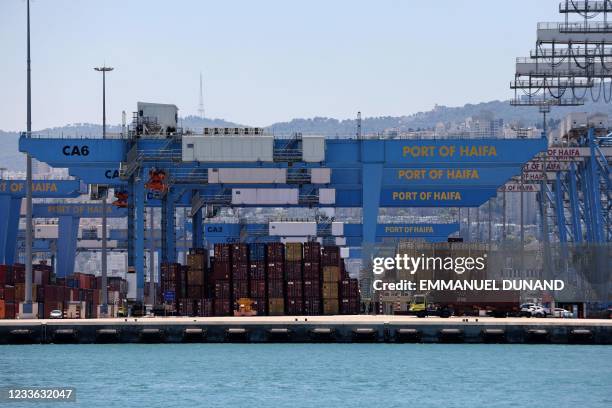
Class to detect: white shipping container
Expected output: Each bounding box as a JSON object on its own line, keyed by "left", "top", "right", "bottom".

{"left": 231, "top": 189, "right": 257, "bottom": 204}
{"left": 588, "top": 113, "right": 608, "bottom": 129}
{"left": 302, "top": 136, "right": 326, "bottom": 162}
{"left": 137, "top": 102, "right": 178, "bottom": 131}
{"left": 232, "top": 188, "right": 298, "bottom": 205}
{"left": 319, "top": 188, "right": 336, "bottom": 205}
{"left": 311, "top": 168, "right": 331, "bottom": 184}
{"left": 280, "top": 237, "right": 309, "bottom": 243}
{"left": 340, "top": 247, "right": 350, "bottom": 259}
{"left": 269, "top": 222, "right": 317, "bottom": 236}
{"left": 182, "top": 135, "right": 274, "bottom": 162}
{"left": 126, "top": 272, "right": 137, "bottom": 300}
{"left": 331, "top": 222, "right": 344, "bottom": 236}
{"left": 35, "top": 224, "right": 58, "bottom": 239}
{"left": 209, "top": 168, "right": 287, "bottom": 184}
{"left": 256, "top": 189, "right": 298, "bottom": 205}
{"left": 565, "top": 112, "right": 587, "bottom": 131}
{"left": 335, "top": 237, "right": 347, "bottom": 246}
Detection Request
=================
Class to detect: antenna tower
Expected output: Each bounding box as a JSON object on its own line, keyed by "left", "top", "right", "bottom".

{"left": 198, "top": 72, "right": 205, "bottom": 119}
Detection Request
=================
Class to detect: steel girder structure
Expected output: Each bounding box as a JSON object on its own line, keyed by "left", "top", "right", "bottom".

{"left": 539, "top": 129, "right": 611, "bottom": 244}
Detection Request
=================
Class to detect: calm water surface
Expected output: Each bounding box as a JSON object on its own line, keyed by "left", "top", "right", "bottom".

{"left": 1, "top": 344, "right": 611, "bottom": 407}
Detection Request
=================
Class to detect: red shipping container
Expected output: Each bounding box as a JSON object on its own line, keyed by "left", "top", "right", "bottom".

{"left": 232, "top": 280, "right": 249, "bottom": 300}
{"left": 340, "top": 278, "right": 360, "bottom": 299}
{"left": 250, "top": 279, "right": 266, "bottom": 298}
{"left": 187, "top": 285, "right": 204, "bottom": 299}
{"left": 304, "top": 242, "right": 321, "bottom": 262}
{"left": 0, "top": 265, "right": 8, "bottom": 285}
{"left": 286, "top": 298, "right": 303, "bottom": 315}
{"left": 214, "top": 280, "right": 231, "bottom": 299}
{"left": 231, "top": 263, "right": 249, "bottom": 281}
{"left": 214, "top": 244, "right": 231, "bottom": 261}
{"left": 195, "top": 298, "right": 214, "bottom": 317}
{"left": 0, "top": 285, "right": 16, "bottom": 303}
{"left": 0, "top": 300, "right": 16, "bottom": 319}
{"left": 214, "top": 299, "right": 231, "bottom": 316}
{"left": 304, "top": 299, "right": 321, "bottom": 315}
{"left": 322, "top": 246, "right": 340, "bottom": 267}
{"left": 303, "top": 280, "right": 320, "bottom": 298}
{"left": 267, "top": 279, "right": 284, "bottom": 298}
{"left": 285, "top": 280, "right": 303, "bottom": 298}
{"left": 303, "top": 262, "right": 321, "bottom": 280}
{"left": 12, "top": 265, "right": 25, "bottom": 285}
{"left": 249, "top": 261, "right": 266, "bottom": 280}
{"left": 285, "top": 261, "right": 302, "bottom": 280}
{"left": 340, "top": 298, "right": 360, "bottom": 314}
{"left": 177, "top": 298, "right": 195, "bottom": 316}
{"left": 266, "top": 243, "right": 284, "bottom": 261}
{"left": 267, "top": 261, "right": 284, "bottom": 279}
{"left": 231, "top": 244, "right": 249, "bottom": 263}
{"left": 211, "top": 262, "right": 231, "bottom": 280}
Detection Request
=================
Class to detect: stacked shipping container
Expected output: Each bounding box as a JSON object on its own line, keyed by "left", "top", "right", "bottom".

{"left": 0, "top": 263, "right": 128, "bottom": 319}
{"left": 248, "top": 243, "right": 267, "bottom": 315}
{"left": 266, "top": 243, "right": 285, "bottom": 315}
{"left": 212, "top": 244, "right": 232, "bottom": 316}
{"left": 285, "top": 243, "right": 303, "bottom": 315}
{"left": 321, "top": 246, "right": 340, "bottom": 315}
{"left": 303, "top": 242, "right": 322, "bottom": 315}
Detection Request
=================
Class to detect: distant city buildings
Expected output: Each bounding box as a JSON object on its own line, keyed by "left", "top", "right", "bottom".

{"left": 383, "top": 111, "right": 541, "bottom": 139}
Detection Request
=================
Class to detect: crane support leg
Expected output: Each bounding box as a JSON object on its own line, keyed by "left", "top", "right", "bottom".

{"left": 57, "top": 216, "right": 78, "bottom": 277}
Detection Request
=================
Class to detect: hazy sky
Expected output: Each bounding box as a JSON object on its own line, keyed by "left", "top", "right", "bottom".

{"left": 1, "top": 0, "right": 561, "bottom": 131}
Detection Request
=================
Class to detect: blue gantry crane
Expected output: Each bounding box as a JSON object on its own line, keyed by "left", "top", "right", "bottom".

{"left": 17, "top": 102, "right": 548, "bottom": 300}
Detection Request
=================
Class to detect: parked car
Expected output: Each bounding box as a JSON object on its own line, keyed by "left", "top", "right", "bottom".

{"left": 49, "top": 309, "right": 63, "bottom": 319}
{"left": 519, "top": 303, "right": 537, "bottom": 317}
{"left": 552, "top": 308, "right": 573, "bottom": 318}
{"left": 520, "top": 304, "right": 549, "bottom": 317}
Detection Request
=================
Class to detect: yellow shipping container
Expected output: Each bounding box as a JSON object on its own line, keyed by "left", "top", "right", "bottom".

{"left": 322, "top": 266, "right": 340, "bottom": 282}
{"left": 322, "top": 282, "right": 338, "bottom": 299}
{"left": 268, "top": 298, "right": 284, "bottom": 316}
{"left": 285, "top": 243, "right": 303, "bottom": 262}
{"left": 323, "top": 299, "right": 339, "bottom": 315}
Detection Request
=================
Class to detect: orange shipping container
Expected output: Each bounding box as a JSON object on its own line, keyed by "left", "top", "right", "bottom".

{"left": 323, "top": 299, "right": 339, "bottom": 315}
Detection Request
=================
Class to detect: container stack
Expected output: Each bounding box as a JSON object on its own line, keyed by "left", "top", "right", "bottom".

{"left": 248, "top": 243, "right": 267, "bottom": 315}
{"left": 231, "top": 244, "right": 250, "bottom": 304}
{"left": 339, "top": 277, "right": 360, "bottom": 314}
{"left": 0, "top": 265, "right": 16, "bottom": 319}
{"left": 186, "top": 249, "right": 207, "bottom": 298}
{"left": 285, "top": 243, "right": 303, "bottom": 315}
{"left": 212, "top": 244, "right": 232, "bottom": 316}
{"left": 0, "top": 262, "right": 128, "bottom": 319}
{"left": 266, "top": 243, "right": 285, "bottom": 315}
{"left": 160, "top": 262, "right": 185, "bottom": 312}
{"left": 303, "top": 241, "right": 322, "bottom": 315}
{"left": 321, "top": 246, "right": 340, "bottom": 315}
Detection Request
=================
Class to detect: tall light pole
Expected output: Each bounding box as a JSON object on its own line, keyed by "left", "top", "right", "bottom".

{"left": 23, "top": 0, "right": 34, "bottom": 316}
{"left": 94, "top": 66, "right": 113, "bottom": 316}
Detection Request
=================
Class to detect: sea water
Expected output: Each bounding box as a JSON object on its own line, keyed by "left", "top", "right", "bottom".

{"left": 1, "top": 344, "right": 611, "bottom": 407}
